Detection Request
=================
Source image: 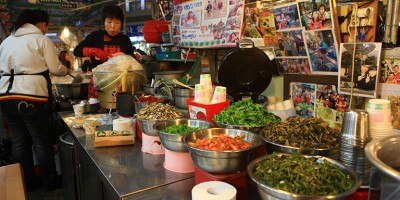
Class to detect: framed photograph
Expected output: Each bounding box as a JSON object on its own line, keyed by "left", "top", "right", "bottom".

{"left": 275, "top": 29, "right": 307, "bottom": 57}
{"left": 380, "top": 59, "right": 400, "bottom": 84}
{"left": 338, "top": 43, "right": 382, "bottom": 98}
{"left": 290, "top": 82, "right": 316, "bottom": 118}
{"left": 276, "top": 57, "right": 311, "bottom": 74}
{"left": 304, "top": 29, "right": 338, "bottom": 74}
{"left": 298, "top": 0, "right": 333, "bottom": 30}
{"left": 273, "top": 3, "right": 301, "bottom": 30}
{"left": 204, "top": 0, "right": 228, "bottom": 20}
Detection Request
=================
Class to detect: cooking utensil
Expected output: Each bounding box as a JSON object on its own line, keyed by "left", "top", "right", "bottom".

{"left": 153, "top": 119, "right": 214, "bottom": 152}
{"left": 173, "top": 79, "right": 194, "bottom": 90}
{"left": 68, "top": 73, "right": 84, "bottom": 84}
{"left": 183, "top": 128, "right": 262, "bottom": 173}
{"left": 218, "top": 39, "right": 273, "bottom": 102}
{"left": 248, "top": 154, "right": 361, "bottom": 200}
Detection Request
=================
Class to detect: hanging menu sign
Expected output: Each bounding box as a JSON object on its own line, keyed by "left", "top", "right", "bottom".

{"left": 172, "top": 0, "right": 245, "bottom": 48}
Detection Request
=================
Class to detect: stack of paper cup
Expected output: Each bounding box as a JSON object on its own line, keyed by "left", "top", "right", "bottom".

{"left": 194, "top": 84, "right": 209, "bottom": 104}
{"left": 200, "top": 74, "right": 213, "bottom": 102}
{"left": 211, "top": 86, "right": 226, "bottom": 104}
{"left": 367, "top": 99, "right": 393, "bottom": 140}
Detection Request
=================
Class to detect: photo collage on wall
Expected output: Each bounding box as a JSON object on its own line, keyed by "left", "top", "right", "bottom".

{"left": 291, "top": 82, "right": 350, "bottom": 131}
{"left": 172, "top": 0, "right": 245, "bottom": 47}
{"left": 267, "top": 0, "right": 338, "bottom": 75}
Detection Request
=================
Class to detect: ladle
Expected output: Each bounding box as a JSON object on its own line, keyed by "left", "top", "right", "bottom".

{"left": 173, "top": 79, "right": 194, "bottom": 90}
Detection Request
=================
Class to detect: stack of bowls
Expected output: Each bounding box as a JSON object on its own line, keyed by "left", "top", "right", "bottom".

{"left": 338, "top": 109, "right": 371, "bottom": 187}
{"left": 367, "top": 99, "right": 393, "bottom": 140}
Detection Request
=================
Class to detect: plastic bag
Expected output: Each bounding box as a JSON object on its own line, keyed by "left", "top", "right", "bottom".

{"left": 92, "top": 55, "right": 146, "bottom": 91}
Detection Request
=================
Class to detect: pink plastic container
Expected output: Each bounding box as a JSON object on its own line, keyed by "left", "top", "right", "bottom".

{"left": 164, "top": 149, "right": 195, "bottom": 173}
{"left": 141, "top": 133, "right": 165, "bottom": 154}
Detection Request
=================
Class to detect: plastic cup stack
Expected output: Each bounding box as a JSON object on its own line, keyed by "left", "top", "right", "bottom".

{"left": 200, "top": 74, "right": 213, "bottom": 103}
{"left": 367, "top": 99, "right": 393, "bottom": 140}
{"left": 338, "top": 109, "right": 371, "bottom": 186}
{"left": 211, "top": 86, "right": 226, "bottom": 104}
{"left": 194, "top": 84, "right": 209, "bottom": 104}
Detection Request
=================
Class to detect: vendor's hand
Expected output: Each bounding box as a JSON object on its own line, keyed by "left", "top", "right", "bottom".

{"left": 83, "top": 47, "right": 110, "bottom": 62}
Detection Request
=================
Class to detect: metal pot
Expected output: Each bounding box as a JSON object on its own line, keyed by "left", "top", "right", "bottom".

{"left": 54, "top": 83, "right": 89, "bottom": 100}
{"left": 173, "top": 87, "right": 194, "bottom": 109}
{"left": 153, "top": 71, "right": 184, "bottom": 85}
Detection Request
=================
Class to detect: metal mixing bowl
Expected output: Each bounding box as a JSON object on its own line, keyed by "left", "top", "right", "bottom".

{"left": 259, "top": 132, "right": 338, "bottom": 159}
{"left": 137, "top": 118, "right": 164, "bottom": 136}
{"left": 183, "top": 128, "right": 262, "bottom": 173}
{"left": 215, "top": 122, "right": 268, "bottom": 134}
{"left": 153, "top": 119, "right": 214, "bottom": 152}
{"left": 248, "top": 154, "right": 361, "bottom": 200}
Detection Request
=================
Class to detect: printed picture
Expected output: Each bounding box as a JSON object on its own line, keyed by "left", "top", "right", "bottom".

{"left": 222, "top": 31, "right": 240, "bottom": 43}
{"left": 275, "top": 29, "right": 307, "bottom": 57}
{"left": 380, "top": 59, "right": 400, "bottom": 84}
{"left": 228, "top": 1, "right": 243, "bottom": 18}
{"left": 298, "top": 0, "right": 332, "bottom": 30}
{"left": 242, "top": 3, "right": 262, "bottom": 38}
{"left": 174, "top": 5, "right": 183, "bottom": 15}
{"left": 273, "top": 4, "right": 301, "bottom": 30}
{"left": 204, "top": 0, "right": 228, "bottom": 19}
{"left": 181, "top": 10, "right": 201, "bottom": 29}
{"left": 259, "top": 6, "right": 278, "bottom": 45}
{"left": 276, "top": 58, "right": 311, "bottom": 74}
{"left": 225, "top": 16, "right": 241, "bottom": 31}
{"left": 304, "top": 29, "right": 338, "bottom": 73}
{"left": 172, "top": 15, "right": 180, "bottom": 26}
{"left": 173, "top": 37, "right": 181, "bottom": 45}
{"left": 338, "top": 43, "right": 382, "bottom": 98}
{"left": 389, "top": 96, "right": 400, "bottom": 130}
{"left": 173, "top": 26, "right": 180, "bottom": 36}
{"left": 291, "top": 82, "right": 316, "bottom": 118}
{"left": 315, "top": 85, "right": 349, "bottom": 132}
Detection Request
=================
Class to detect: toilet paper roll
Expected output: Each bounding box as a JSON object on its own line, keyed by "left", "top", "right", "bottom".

{"left": 192, "top": 181, "right": 237, "bottom": 200}
{"left": 113, "top": 118, "right": 134, "bottom": 135}
{"left": 211, "top": 86, "right": 226, "bottom": 104}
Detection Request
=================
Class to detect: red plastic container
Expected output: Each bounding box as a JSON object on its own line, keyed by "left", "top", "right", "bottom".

{"left": 186, "top": 98, "right": 230, "bottom": 126}
{"left": 136, "top": 122, "right": 142, "bottom": 142}
{"left": 143, "top": 20, "right": 170, "bottom": 43}
{"left": 194, "top": 166, "right": 247, "bottom": 200}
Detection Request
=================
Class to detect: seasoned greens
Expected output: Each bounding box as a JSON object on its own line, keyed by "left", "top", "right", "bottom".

{"left": 213, "top": 100, "right": 279, "bottom": 127}
{"left": 263, "top": 116, "right": 339, "bottom": 149}
{"left": 162, "top": 124, "right": 206, "bottom": 135}
{"left": 254, "top": 153, "right": 355, "bottom": 195}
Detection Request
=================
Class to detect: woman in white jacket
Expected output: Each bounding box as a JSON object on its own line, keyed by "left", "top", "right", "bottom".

{"left": 0, "top": 9, "right": 70, "bottom": 192}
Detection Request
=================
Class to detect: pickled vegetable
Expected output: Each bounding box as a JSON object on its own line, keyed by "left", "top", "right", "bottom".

{"left": 254, "top": 153, "right": 355, "bottom": 195}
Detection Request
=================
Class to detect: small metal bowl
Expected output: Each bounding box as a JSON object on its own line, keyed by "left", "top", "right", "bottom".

{"left": 137, "top": 118, "right": 164, "bottom": 136}
{"left": 259, "top": 129, "right": 339, "bottom": 159}
{"left": 183, "top": 128, "right": 262, "bottom": 173}
{"left": 248, "top": 154, "right": 361, "bottom": 200}
{"left": 153, "top": 119, "right": 214, "bottom": 152}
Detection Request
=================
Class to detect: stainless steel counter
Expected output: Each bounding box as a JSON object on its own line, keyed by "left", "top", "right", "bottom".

{"left": 59, "top": 112, "right": 194, "bottom": 199}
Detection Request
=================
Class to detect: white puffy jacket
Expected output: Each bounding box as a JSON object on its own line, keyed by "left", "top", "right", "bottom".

{"left": 0, "top": 23, "right": 69, "bottom": 99}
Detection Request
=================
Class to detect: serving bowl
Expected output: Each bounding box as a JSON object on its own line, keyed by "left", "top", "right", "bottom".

{"left": 215, "top": 115, "right": 281, "bottom": 134}
{"left": 248, "top": 154, "right": 361, "bottom": 200}
{"left": 137, "top": 118, "right": 164, "bottom": 136}
{"left": 153, "top": 119, "right": 214, "bottom": 152}
{"left": 183, "top": 128, "right": 262, "bottom": 173}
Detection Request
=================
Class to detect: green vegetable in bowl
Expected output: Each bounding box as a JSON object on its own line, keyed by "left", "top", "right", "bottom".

{"left": 212, "top": 99, "right": 279, "bottom": 127}
{"left": 162, "top": 124, "right": 207, "bottom": 135}
{"left": 254, "top": 153, "right": 355, "bottom": 195}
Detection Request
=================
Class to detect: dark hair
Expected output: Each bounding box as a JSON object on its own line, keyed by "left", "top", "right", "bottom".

{"left": 319, "top": 4, "right": 326, "bottom": 10}
{"left": 10, "top": 9, "right": 49, "bottom": 33}
{"left": 58, "top": 50, "right": 71, "bottom": 69}
{"left": 394, "top": 65, "right": 399, "bottom": 68}
{"left": 101, "top": 5, "right": 124, "bottom": 25}
{"left": 369, "top": 66, "right": 377, "bottom": 71}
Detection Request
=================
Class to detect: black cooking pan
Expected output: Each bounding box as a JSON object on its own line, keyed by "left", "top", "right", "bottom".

{"left": 218, "top": 39, "right": 273, "bottom": 101}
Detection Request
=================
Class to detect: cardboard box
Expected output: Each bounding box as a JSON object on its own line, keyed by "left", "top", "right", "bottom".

{"left": 0, "top": 163, "right": 27, "bottom": 200}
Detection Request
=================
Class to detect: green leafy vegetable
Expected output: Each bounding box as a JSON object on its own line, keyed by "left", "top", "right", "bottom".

{"left": 254, "top": 153, "right": 355, "bottom": 195}
{"left": 212, "top": 99, "right": 279, "bottom": 127}
{"left": 162, "top": 124, "right": 207, "bottom": 135}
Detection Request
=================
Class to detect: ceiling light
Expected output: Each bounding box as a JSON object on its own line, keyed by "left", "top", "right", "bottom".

{"left": 62, "top": 26, "right": 70, "bottom": 37}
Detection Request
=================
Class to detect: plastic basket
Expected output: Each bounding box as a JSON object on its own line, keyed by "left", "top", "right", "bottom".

{"left": 194, "top": 166, "right": 247, "bottom": 200}
{"left": 186, "top": 98, "right": 230, "bottom": 126}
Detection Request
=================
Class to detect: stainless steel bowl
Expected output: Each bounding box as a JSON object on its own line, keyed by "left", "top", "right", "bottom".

{"left": 137, "top": 118, "right": 164, "bottom": 136}
{"left": 183, "top": 128, "right": 263, "bottom": 173}
{"left": 173, "top": 87, "right": 194, "bottom": 97}
{"left": 153, "top": 119, "right": 214, "bottom": 152}
{"left": 215, "top": 122, "right": 267, "bottom": 134}
{"left": 259, "top": 132, "right": 338, "bottom": 159}
{"left": 173, "top": 96, "right": 190, "bottom": 109}
{"left": 248, "top": 154, "right": 361, "bottom": 200}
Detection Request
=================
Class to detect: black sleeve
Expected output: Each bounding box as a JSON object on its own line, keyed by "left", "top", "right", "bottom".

{"left": 120, "top": 35, "right": 134, "bottom": 56}
{"left": 73, "top": 31, "right": 100, "bottom": 57}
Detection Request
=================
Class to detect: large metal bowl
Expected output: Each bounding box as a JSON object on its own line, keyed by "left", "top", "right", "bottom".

{"left": 259, "top": 132, "right": 338, "bottom": 159}
{"left": 137, "top": 118, "right": 164, "bottom": 136}
{"left": 153, "top": 119, "right": 214, "bottom": 152}
{"left": 183, "top": 128, "right": 263, "bottom": 173}
{"left": 215, "top": 122, "right": 268, "bottom": 134}
{"left": 248, "top": 154, "right": 361, "bottom": 200}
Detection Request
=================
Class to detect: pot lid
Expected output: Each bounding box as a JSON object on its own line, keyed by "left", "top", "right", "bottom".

{"left": 218, "top": 40, "right": 273, "bottom": 97}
